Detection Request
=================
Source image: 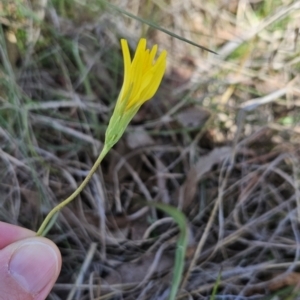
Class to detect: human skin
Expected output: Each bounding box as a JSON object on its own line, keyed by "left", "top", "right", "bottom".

{"left": 0, "top": 221, "right": 62, "bottom": 300}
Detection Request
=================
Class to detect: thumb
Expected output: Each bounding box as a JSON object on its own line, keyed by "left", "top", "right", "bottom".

{"left": 0, "top": 237, "right": 61, "bottom": 300}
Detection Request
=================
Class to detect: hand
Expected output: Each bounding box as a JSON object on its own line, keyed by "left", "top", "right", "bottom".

{"left": 0, "top": 221, "right": 62, "bottom": 300}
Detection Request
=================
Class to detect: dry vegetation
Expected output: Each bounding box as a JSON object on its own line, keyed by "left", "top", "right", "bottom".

{"left": 1, "top": 0, "right": 300, "bottom": 299}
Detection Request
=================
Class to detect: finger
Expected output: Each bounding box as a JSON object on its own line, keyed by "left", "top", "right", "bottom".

{"left": 0, "top": 237, "right": 62, "bottom": 300}
{"left": 0, "top": 221, "right": 35, "bottom": 249}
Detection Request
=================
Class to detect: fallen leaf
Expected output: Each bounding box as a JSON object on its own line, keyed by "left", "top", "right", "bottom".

{"left": 175, "top": 106, "right": 211, "bottom": 129}
{"left": 126, "top": 126, "right": 154, "bottom": 149}
{"left": 268, "top": 272, "right": 300, "bottom": 291}
{"left": 105, "top": 251, "right": 173, "bottom": 285}
{"left": 179, "top": 147, "right": 232, "bottom": 212}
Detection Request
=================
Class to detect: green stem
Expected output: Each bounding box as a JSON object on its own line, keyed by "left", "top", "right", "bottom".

{"left": 36, "top": 144, "right": 110, "bottom": 236}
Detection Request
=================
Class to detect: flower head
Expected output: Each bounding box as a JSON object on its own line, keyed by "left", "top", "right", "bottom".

{"left": 119, "top": 38, "right": 167, "bottom": 111}
{"left": 104, "top": 38, "right": 167, "bottom": 150}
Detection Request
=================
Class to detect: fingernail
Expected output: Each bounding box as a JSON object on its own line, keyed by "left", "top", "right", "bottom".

{"left": 9, "top": 241, "right": 58, "bottom": 294}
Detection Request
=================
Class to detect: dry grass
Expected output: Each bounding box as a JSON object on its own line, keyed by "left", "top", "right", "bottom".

{"left": 1, "top": 0, "right": 300, "bottom": 299}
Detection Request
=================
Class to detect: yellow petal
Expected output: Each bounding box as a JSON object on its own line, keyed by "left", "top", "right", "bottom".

{"left": 120, "top": 39, "right": 132, "bottom": 102}
{"left": 139, "top": 50, "right": 167, "bottom": 102}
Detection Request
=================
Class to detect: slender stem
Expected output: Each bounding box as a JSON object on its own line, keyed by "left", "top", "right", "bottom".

{"left": 36, "top": 145, "right": 110, "bottom": 236}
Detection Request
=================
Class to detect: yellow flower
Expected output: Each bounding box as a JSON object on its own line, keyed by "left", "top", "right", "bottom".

{"left": 104, "top": 38, "right": 167, "bottom": 150}
{"left": 119, "top": 38, "right": 167, "bottom": 111}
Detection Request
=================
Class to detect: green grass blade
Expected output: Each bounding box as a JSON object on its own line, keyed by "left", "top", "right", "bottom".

{"left": 104, "top": 1, "right": 217, "bottom": 54}
{"left": 146, "top": 202, "right": 188, "bottom": 300}
{"left": 209, "top": 270, "right": 222, "bottom": 300}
